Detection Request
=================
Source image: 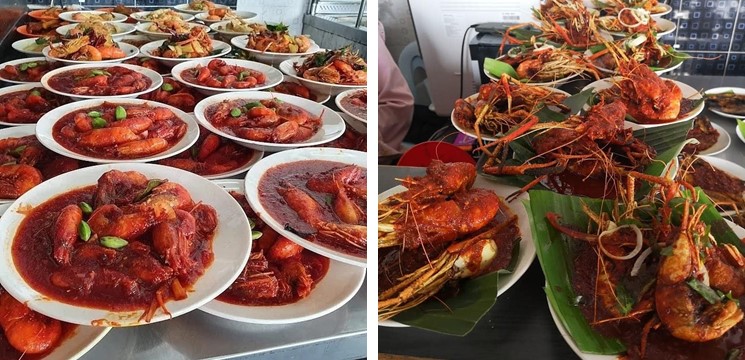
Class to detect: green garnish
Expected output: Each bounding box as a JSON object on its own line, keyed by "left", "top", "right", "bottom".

{"left": 90, "top": 69, "right": 106, "bottom": 76}
{"left": 687, "top": 278, "right": 722, "bottom": 304}
{"left": 79, "top": 202, "right": 93, "bottom": 215}
{"left": 91, "top": 117, "right": 107, "bottom": 128}
{"left": 19, "top": 63, "right": 29, "bottom": 71}
{"left": 115, "top": 106, "right": 126, "bottom": 120}
{"left": 161, "top": 83, "right": 174, "bottom": 92}
{"left": 87, "top": 111, "right": 101, "bottom": 118}
{"left": 238, "top": 71, "right": 248, "bottom": 81}
{"left": 266, "top": 22, "right": 289, "bottom": 32}
{"left": 100, "top": 236, "right": 128, "bottom": 249}
{"left": 35, "top": 37, "right": 48, "bottom": 45}
{"left": 737, "top": 119, "right": 745, "bottom": 137}
{"left": 29, "top": 90, "right": 41, "bottom": 97}
{"left": 248, "top": 218, "right": 256, "bottom": 228}
{"left": 10, "top": 145, "right": 26, "bottom": 156}
{"left": 26, "top": 62, "right": 38, "bottom": 68}
{"left": 230, "top": 108, "right": 242, "bottom": 117}
{"left": 251, "top": 231, "right": 263, "bottom": 240}
{"left": 78, "top": 220, "right": 91, "bottom": 241}
{"left": 243, "top": 101, "right": 262, "bottom": 110}
{"left": 134, "top": 179, "right": 164, "bottom": 202}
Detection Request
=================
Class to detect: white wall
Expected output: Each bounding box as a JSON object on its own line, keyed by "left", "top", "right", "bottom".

{"left": 237, "top": 0, "right": 307, "bottom": 35}
{"left": 379, "top": 0, "right": 416, "bottom": 60}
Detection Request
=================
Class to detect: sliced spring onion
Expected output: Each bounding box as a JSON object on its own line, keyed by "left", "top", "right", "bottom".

{"left": 687, "top": 278, "right": 720, "bottom": 304}
{"left": 79, "top": 202, "right": 93, "bottom": 215}
{"left": 78, "top": 220, "right": 91, "bottom": 241}
{"left": 10, "top": 145, "right": 26, "bottom": 156}
{"left": 598, "top": 224, "right": 643, "bottom": 260}
{"left": 243, "top": 101, "right": 262, "bottom": 110}
{"left": 26, "top": 62, "right": 38, "bottom": 68}
{"left": 19, "top": 63, "right": 29, "bottom": 71}
{"left": 251, "top": 231, "right": 263, "bottom": 240}
{"left": 87, "top": 111, "right": 101, "bottom": 118}
{"left": 91, "top": 117, "right": 107, "bottom": 129}
{"left": 29, "top": 90, "right": 41, "bottom": 97}
{"left": 91, "top": 69, "right": 106, "bottom": 76}
{"left": 100, "top": 236, "right": 128, "bottom": 249}
{"left": 115, "top": 106, "right": 126, "bottom": 120}
{"left": 161, "top": 83, "right": 174, "bottom": 92}
{"left": 230, "top": 108, "right": 242, "bottom": 117}
{"left": 248, "top": 218, "right": 256, "bottom": 229}
{"left": 134, "top": 179, "right": 164, "bottom": 202}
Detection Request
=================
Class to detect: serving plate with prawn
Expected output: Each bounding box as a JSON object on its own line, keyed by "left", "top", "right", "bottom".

{"left": 585, "top": 32, "right": 688, "bottom": 76}
{"left": 139, "top": 28, "right": 232, "bottom": 67}
{"left": 0, "top": 83, "right": 71, "bottom": 126}
{"left": 174, "top": 0, "right": 230, "bottom": 15}
{"left": 597, "top": 9, "right": 675, "bottom": 38}
{"left": 58, "top": 11, "right": 128, "bottom": 24}
{"left": 271, "top": 81, "right": 331, "bottom": 104}
{"left": 279, "top": 47, "right": 367, "bottom": 96}
{"left": 129, "top": 9, "right": 195, "bottom": 23}
{"left": 170, "top": 58, "right": 283, "bottom": 95}
{"left": 36, "top": 98, "right": 199, "bottom": 163}
{"left": 40, "top": 63, "right": 163, "bottom": 100}
{"left": 194, "top": 9, "right": 257, "bottom": 24}
{"left": 43, "top": 41, "right": 139, "bottom": 65}
{"left": 0, "top": 57, "right": 63, "bottom": 84}
{"left": 134, "top": 22, "right": 211, "bottom": 40}
{"left": 158, "top": 128, "right": 264, "bottom": 179}
{"left": 12, "top": 37, "right": 56, "bottom": 56}
{"left": 199, "top": 179, "right": 365, "bottom": 324}
{"left": 378, "top": 161, "right": 535, "bottom": 332}
{"left": 452, "top": 76, "right": 570, "bottom": 142}
{"left": 681, "top": 155, "right": 745, "bottom": 228}
{"left": 483, "top": 45, "right": 599, "bottom": 87}
{"left": 193, "top": 92, "right": 346, "bottom": 152}
{"left": 229, "top": 24, "right": 321, "bottom": 65}
{"left": 56, "top": 22, "right": 136, "bottom": 41}
{"left": 244, "top": 148, "right": 366, "bottom": 267}
{"left": 0, "top": 163, "right": 252, "bottom": 326}
{"left": 530, "top": 169, "right": 745, "bottom": 360}
{"left": 0, "top": 125, "right": 80, "bottom": 203}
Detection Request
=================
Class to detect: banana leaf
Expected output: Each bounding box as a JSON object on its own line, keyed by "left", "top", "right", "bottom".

{"left": 484, "top": 58, "right": 519, "bottom": 79}
{"left": 392, "top": 243, "right": 521, "bottom": 336}
{"left": 526, "top": 187, "right": 742, "bottom": 354}
{"left": 738, "top": 119, "right": 745, "bottom": 136}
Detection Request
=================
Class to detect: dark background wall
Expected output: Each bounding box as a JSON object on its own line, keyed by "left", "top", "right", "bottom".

{"left": 664, "top": 0, "right": 745, "bottom": 76}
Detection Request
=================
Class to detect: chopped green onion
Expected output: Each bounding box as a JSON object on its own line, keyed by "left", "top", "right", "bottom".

{"left": 91, "top": 117, "right": 107, "bottom": 129}
{"left": 115, "top": 106, "right": 126, "bottom": 120}
{"left": 248, "top": 218, "right": 256, "bottom": 229}
{"left": 238, "top": 71, "right": 248, "bottom": 81}
{"left": 26, "top": 62, "right": 38, "bottom": 68}
{"left": 79, "top": 202, "right": 93, "bottom": 215}
{"left": 91, "top": 69, "right": 105, "bottom": 76}
{"left": 100, "top": 236, "right": 128, "bottom": 249}
{"left": 10, "top": 145, "right": 26, "bottom": 156}
{"left": 19, "top": 63, "right": 29, "bottom": 71}
{"left": 78, "top": 220, "right": 91, "bottom": 241}
{"left": 35, "top": 37, "right": 48, "bottom": 45}
{"left": 251, "top": 231, "right": 263, "bottom": 240}
{"left": 87, "top": 111, "right": 101, "bottom": 118}
{"left": 29, "top": 90, "right": 41, "bottom": 97}
{"left": 161, "top": 83, "right": 174, "bottom": 92}
{"left": 230, "top": 108, "right": 242, "bottom": 117}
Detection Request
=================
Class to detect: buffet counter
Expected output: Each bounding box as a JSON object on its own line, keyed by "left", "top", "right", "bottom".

{"left": 378, "top": 74, "right": 745, "bottom": 360}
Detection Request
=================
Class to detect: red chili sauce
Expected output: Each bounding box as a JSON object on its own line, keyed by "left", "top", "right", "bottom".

{"left": 339, "top": 90, "right": 367, "bottom": 121}
{"left": 217, "top": 191, "right": 330, "bottom": 306}
{"left": 0, "top": 60, "right": 61, "bottom": 82}
{"left": 11, "top": 186, "right": 215, "bottom": 311}
{"left": 158, "top": 129, "right": 256, "bottom": 176}
{"left": 258, "top": 160, "right": 366, "bottom": 258}
{"left": 52, "top": 103, "right": 187, "bottom": 160}
{"left": 180, "top": 59, "right": 267, "bottom": 89}
{"left": 0, "top": 88, "right": 68, "bottom": 124}
{"left": 47, "top": 66, "right": 152, "bottom": 96}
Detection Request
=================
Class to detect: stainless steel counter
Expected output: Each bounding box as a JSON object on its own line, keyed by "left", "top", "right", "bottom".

{"left": 379, "top": 75, "right": 745, "bottom": 359}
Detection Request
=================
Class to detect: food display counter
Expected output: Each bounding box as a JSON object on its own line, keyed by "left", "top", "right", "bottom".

{"left": 378, "top": 74, "right": 745, "bottom": 359}
{"left": 0, "top": 3, "right": 367, "bottom": 360}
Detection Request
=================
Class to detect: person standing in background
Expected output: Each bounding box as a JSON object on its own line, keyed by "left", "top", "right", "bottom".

{"left": 378, "top": 22, "right": 414, "bottom": 157}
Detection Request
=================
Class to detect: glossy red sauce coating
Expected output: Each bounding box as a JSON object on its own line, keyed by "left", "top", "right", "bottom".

{"left": 47, "top": 66, "right": 152, "bottom": 96}
{"left": 0, "top": 88, "right": 69, "bottom": 124}
{"left": 339, "top": 90, "right": 366, "bottom": 120}
{"left": 1, "top": 60, "right": 62, "bottom": 82}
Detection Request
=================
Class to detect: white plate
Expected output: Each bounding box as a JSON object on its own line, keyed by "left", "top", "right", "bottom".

{"left": 199, "top": 179, "right": 366, "bottom": 324}
{"left": 130, "top": 10, "right": 195, "bottom": 22}
{"left": 451, "top": 88, "right": 570, "bottom": 141}
{"left": 378, "top": 175, "right": 537, "bottom": 327}
{"left": 195, "top": 11, "right": 257, "bottom": 24}
{"left": 279, "top": 58, "right": 366, "bottom": 96}
{"left": 0, "top": 163, "right": 251, "bottom": 326}
{"left": 581, "top": 77, "right": 704, "bottom": 129}
{"left": 174, "top": 3, "right": 230, "bottom": 15}
{"left": 139, "top": 39, "right": 231, "bottom": 67}
{"left": 12, "top": 38, "right": 51, "bottom": 56}
{"left": 586, "top": 47, "right": 684, "bottom": 76}
{"left": 0, "top": 57, "right": 53, "bottom": 84}
{"left": 548, "top": 220, "right": 745, "bottom": 359}
{"left": 193, "top": 91, "right": 346, "bottom": 152}
{"left": 604, "top": 17, "right": 676, "bottom": 39}
{"left": 170, "top": 58, "right": 283, "bottom": 95}
{"left": 135, "top": 22, "right": 211, "bottom": 39}
{"left": 267, "top": 81, "right": 332, "bottom": 104}
{"left": 695, "top": 122, "right": 730, "bottom": 156}
{"left": 59, "top": 10, "right": 128, "bottom": 23}
{"left": 56, "top": 22, "right": 136, "bottom": 40}
{"left": 231, "top": 35, "right": 322, "bottom": 66}
{"left": 244, "top": 148, "right": 367, "bottom": 267}
{"left": 35, "top": 98, "right": 199, "bottom": 164}
{"left": 704, "top": 87, "right": 745, "bottom": 119}
{"left": 0, "top": 125, "right": 37, "bottom": 203}
{"left": 43, "top": 42, "right": 139, "bottom": 65}
{"left": 651, "top": 3, "right": 673, "bottom": 18}
{"left": 40, "top": 63, "right": 163, "bottom": 101}
{"left": 335, "top": 88, "right": 367, "bottom": 124}
{"left": 209, "top": 19, "right": 264, "bottom": 37}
